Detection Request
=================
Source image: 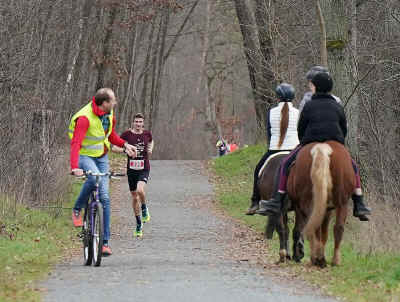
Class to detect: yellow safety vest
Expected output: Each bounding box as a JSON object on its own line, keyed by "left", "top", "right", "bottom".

{"left": 68, "top": 102, "right": 113, "bottom": 157}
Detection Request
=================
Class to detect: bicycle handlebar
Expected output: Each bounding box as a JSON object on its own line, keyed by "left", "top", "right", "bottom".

{"left": 70, "top": 171, "right": 126, "bottom": 178}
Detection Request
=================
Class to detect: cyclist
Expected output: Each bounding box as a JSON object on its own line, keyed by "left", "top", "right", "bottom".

{"left": 69, "top": 88, "right": 136, "bottom": 256}
{"left": 113, "top": 113, "right": 153, "bottom": 238}
{"left": 246, "top": 83, "right": 299, "bottom": 215}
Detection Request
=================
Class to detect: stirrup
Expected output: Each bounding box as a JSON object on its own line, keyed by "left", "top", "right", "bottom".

{"left": 256, "top": 199, "right": 281, "bottom": 216}
{"left": 245, "top": 203, "right": 259, "bottom": 215}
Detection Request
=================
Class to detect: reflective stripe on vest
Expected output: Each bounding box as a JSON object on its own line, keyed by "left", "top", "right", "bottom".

{"left": 67, "top": 129, "right": 106, "bottom": 141}
{"left": 68, "top": 102, "right": 113, "bottom": 157}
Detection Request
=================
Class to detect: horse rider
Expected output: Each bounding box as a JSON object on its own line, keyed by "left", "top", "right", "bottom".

{"left": 256, "top": 72, "right": 371, "bottom": 221}
{"left": 246, "top": 83, "right": 300, "bottom": 215}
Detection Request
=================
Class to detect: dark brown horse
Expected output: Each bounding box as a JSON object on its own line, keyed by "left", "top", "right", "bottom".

{"left": 287, "top": 141, "right": 355, "bottom": 267}
{"left": 257, "top": 151, "right": 297, "bottom": 262}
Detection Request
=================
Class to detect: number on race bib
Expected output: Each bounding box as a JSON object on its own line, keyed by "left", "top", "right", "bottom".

{"left": 129, "top": 159, "right": 144, "bottom": 170}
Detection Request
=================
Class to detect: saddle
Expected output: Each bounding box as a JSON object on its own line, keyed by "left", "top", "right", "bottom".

{"left": 258, "top": 151, "right": 290, "bottom": 178}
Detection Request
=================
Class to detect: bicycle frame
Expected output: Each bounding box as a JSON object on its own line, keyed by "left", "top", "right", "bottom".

{"left": 82, "top": 171, "right": 108, "bottom": 266}
{"left": 76, "top": 171, "right": 124, "bottom": 266}
{"left": 88, "top": 175, "right": 102, "bottom": 236}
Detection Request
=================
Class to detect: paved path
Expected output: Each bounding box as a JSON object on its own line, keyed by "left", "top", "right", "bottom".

{"left": 43, "top": 160, "right": 336, "bottom": 302}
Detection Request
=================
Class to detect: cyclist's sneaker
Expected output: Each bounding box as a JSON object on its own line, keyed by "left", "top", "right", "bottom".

{"left": 72, "top": 209, "right": 83, "bottom": 227}
{"left": 134, "top": 224, "right": 143, "bottom": 238}
{"left": 102, "top": 245, "right": 112, "bottom": 256}
{"left": 142, "top": 207, "right": 150, "bottom": 223}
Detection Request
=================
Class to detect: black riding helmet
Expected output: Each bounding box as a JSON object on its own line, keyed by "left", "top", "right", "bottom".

{"left": 311, "top": 72, "right": 333, "bottom": 93}
{"left": 306, "top": 65, "right": 329, "bottom": 81}
{"left": 275, "top": 83, "right": 295, "bottom": 101}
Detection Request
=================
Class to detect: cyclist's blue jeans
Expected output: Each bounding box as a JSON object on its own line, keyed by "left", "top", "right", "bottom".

{"left": 74, "top": 154, "right": 111, "bottom": 242}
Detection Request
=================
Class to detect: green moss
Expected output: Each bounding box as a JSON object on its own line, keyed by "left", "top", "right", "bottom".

{"left": 326, "top": 39, "right": 347, "bottom": 50}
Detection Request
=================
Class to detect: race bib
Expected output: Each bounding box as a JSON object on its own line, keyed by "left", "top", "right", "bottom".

{"left": 129, "top": 159, "right": 144, "bottom": 170}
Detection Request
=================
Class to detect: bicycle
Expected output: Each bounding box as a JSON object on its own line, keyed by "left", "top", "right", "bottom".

{"left": 76, "top": 171, "right": 124, "bottom": 267}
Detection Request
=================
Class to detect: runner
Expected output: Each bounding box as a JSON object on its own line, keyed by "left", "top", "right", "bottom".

{"left": 113, "top": 113, "right": 153, "bottom": 237}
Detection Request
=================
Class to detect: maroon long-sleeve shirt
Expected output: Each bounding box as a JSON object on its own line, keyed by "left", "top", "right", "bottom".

{"left": 70, "top": 99, "right": 125, "bottom": 170}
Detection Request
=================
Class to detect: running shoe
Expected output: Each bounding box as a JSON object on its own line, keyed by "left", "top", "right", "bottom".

{"left": 102, "top": 245, "right": 112, "bottom": 256}
{"left": 142, "top": 207, "right": 150, "bottom": 223}
{"left": 72, "top": 209, "right": 83, "bottom": 227}
{"left": 134, "top": 224, "right": 143, "bottom": 237}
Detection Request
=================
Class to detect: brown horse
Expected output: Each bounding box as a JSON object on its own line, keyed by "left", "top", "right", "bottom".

{"left": 257, "top": 152, "right": 298, "bottom": 262}
{"left": 287, "top": 141, "right": 355, "bottom": 267}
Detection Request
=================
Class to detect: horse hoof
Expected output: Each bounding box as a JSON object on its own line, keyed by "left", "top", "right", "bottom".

{"left": 319, "top": 259, "right": 327, "bottom": 268}
{"left": 313, "top": 258, "right": 327, "bottom": 268}
{"left": 293, "top": 255, "right": 302, "bottom": 263}
{"left": 331, "top": 259, "right": 340, "bottom": 266}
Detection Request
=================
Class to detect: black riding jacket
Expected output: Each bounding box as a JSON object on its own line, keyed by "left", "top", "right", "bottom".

{"left": 297, "top": 93, "right": 347, "bottom": 145}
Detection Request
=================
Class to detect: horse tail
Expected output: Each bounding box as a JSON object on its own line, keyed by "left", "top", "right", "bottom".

{"left": 304, "top": 143, "right": 333, "bottom": 238}
{"left": 278, "top": 102, "right": 289, "bottom": 148}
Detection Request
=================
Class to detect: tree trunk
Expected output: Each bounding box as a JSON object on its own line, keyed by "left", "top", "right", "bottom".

{"left": 319, "top": 0, "right": 359, "bottom": 155}
{"left": 233, "top": 0, "right": 270, "bottom": 142}
{"left": 95, "top": 6, "right": 118, "bottom": 90}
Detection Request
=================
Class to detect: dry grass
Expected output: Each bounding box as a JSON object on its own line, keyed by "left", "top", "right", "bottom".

{"left": 350, "top": 192, "right": 400, "bottom": 254}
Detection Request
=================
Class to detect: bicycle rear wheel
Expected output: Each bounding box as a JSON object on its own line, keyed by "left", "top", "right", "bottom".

{"left": 92, "top": 202, "right": 104, "bottom": 267}
{"left": 82, "top": 207, "right": 93, "bottom": 266}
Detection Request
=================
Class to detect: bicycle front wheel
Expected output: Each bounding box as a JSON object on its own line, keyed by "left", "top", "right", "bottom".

{"left": 82, "top": 207, "right": 93, "bottom": 266}
{"left": 92, "top": 202, "right": 104, "bottom": 267}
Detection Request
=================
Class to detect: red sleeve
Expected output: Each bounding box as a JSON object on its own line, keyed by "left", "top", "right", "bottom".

{"left": 147, "top": 131, "right": 153, "bottom": 142}
{"left": 70, "top": 117, "right": 89, "bottom": 170}
{"left": 108, "top": 116, "right": 126, "bottom": 147}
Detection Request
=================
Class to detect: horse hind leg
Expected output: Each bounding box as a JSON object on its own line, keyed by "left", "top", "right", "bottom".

{"left": 276, "top": 214, "right": 289, "bottom": 263}
{"left": 292, "top": 211, "right": 306, "bottom": 262}
{"left": 314, "top": 227, "right": 327, "bottom": 268}
{"left": 332, "top": 206, "right": 347, "bottom": 266}
{"left": 293, "top": 229, "right": 304, "bottom": 263}
{"left": 284, "top": 212, "right": 291, "bottom": 261}
{"left": 314, "top": 213, "right": 331, "bottom": 268}
{"left": 320, "top": 211, "right": 332, "bottom": 266}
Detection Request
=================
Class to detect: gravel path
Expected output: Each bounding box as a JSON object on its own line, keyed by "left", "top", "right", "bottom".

{"left": 43, "top": 160, "right": 336, "bottom": 302}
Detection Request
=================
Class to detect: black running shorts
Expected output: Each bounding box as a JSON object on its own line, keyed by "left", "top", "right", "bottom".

{"left": 127, "top": 170, "right": 150, "bottom": 192}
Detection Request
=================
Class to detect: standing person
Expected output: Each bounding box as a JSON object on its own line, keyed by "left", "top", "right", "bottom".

{"left": 256, "top": 73, "right": 371, "bottom": 221}
{"left": 246, "top": 83, "right": 300, "bottom": 215}
{"left": 69, "top": 88, "right": 136, "bottom": 256}
{"left": 216, "top": 139, "right": 229, "bottom": 156}
{"left": 112, "top": 113, "right": 153, "bottom": 238}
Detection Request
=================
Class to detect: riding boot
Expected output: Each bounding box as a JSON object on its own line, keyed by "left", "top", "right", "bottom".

{"left": 352, "top": 194, "right": 371, "bottom": 221}
{"left": 256, "top": 191, "right": 286, "bottom": 216}
{"left": 246, "top": 195, "right": 259, "bottom": 215}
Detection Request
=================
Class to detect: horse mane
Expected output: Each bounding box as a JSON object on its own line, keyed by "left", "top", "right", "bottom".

{"left": 304, "top": 143, "right": 333, "bottom": 239}
{"left": 278, "top": 102, "right": 289, "bottom": 148}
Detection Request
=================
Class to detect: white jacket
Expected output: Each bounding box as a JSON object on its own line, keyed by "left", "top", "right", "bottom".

{"left": 268, "top": 102, "right": 299, "bottom": 150}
